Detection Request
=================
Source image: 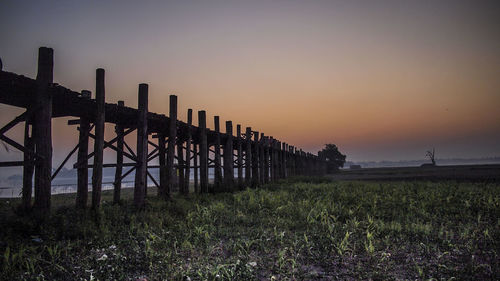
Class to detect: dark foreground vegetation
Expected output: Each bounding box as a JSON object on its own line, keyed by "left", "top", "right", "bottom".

{"left": 1, "top": 178, "right": 499, "bottom": 280}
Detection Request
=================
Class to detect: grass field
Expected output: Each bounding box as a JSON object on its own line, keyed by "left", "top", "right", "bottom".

{"left": 1, "top": 178, "right": 499, "bottom": 280}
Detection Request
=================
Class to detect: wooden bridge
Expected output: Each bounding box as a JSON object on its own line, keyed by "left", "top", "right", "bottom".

{"left": 0, "top": 47, "right": 327, "bottom": 213}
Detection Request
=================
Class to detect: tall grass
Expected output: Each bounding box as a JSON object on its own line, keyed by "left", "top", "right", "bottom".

{"left": 1, "top": 180, "right": 498, "bottom": 280}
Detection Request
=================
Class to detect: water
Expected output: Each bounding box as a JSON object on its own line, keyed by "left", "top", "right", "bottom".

{"left": 0, "top": 168, "right": 245, "bottom": 198}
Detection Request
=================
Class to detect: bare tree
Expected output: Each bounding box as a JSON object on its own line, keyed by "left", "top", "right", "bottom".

{"left": 426, "top": 148, "right": 436, "bottom": 166}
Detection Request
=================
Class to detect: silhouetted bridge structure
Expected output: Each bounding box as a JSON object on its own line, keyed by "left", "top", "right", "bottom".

{"left": 0, "top": 47, "right": 327, "bottom": 213}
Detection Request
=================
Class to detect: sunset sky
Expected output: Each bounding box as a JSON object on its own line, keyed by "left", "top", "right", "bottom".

{"left": 1, "top": 0, "right": 499, "bottom": 164}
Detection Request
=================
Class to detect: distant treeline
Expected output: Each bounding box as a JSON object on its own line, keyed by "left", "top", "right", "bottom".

{"left": 345, "top": 157, "right": 500, "bottom": 169}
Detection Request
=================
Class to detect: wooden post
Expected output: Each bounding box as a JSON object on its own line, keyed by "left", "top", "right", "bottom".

{"left": 245, "top": 127, "right": 252, "bottom": 187}
{"left": 259, "top": 133, "right": 265, "bottom": 185}
{"left": 213, "top": 116, "right": 222, "bottom": 192}
{"left": 166, "top": 95, "right": 177, "bottom": 198}
{"left": 193, "top": 143, "right": 199, "bottom": 193}
{"left": 269, "top": 138, "right": 275, "bottom": 181}
{"left": 264, "top": 137, "right": 270, "bottom": 183}
{"left": 276, "top": 141, "right": 280, "bottom": 179}
{"left": 134, "top": 84, "right": 148, "bottom": 208}
{"left": 177, "top": 141, "right": 185, "bottom": 194}
{"left": 199, "top": 111, "right": 208, "bottom": 193}
{"left": 76, "top": 91, "right": 91, "bottom": 208}
{"left": 22, "top": 116, "right": 34, "bottom": 210}
{"left": 236, "top": 124, "right": 243, "bottom": 189}
{"left": 283, "top": 143, "right": 288, "bottom": 178}
{"left": 279, "top": 142, "right": 284, "bottom": 178}
{"left": 33, "top": 47, "right": 53, "bottom": 213}
{"left": 281, "top": 143, "right": 286, "bottom": 178}
{"left": 223, "top": 121, "right": 234, "bottom": 191}
{"left": 251, "top": 131, "right": 259, "bottom": 187}
{"left": 91, "top": 68, "right": 105, "bottom": 210}
{"left": 158, "top": 131, "right": 167, "bottom": 197}
{"left": 184, "top": 109, "right": 193, "bottom": 194}
{"left": 113, "top": 100, "right": 124, "bottom": 204}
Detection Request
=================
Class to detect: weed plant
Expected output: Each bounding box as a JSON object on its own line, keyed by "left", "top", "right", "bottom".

{"left": 1, "top": 179, "right": 499, "bottom": 280}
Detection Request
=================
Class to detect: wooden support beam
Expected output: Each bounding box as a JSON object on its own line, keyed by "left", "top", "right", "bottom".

{"left": 259, "top": 133, "right": 265, "bottom": 185}
{"left": 0, "top": 161, "right": 24, "bottom": 167}
{"left": 147, "top": 148, "right": 159, "bottom": 162}
{"left": 84, "top": 131, "right": 137, "bottom": 163}
{"left": 76, "top": 90, "right": 91, "bottom": 208}
{"left": 134, "top": 84, "right": 148, "bottom": 208}
{"left": 74, "top": 127, "right": 136, "bottom": 168}
{"left": 223, "top": 121, "right": 234, "bottom": 191}
{"left": 252, "top": 131, "right": 259, "bottom": 188}
{"left": 91, "top": 68, "right": 105, "bottom": 210}
{"left": 22, "top": 116, "right": 34, "bottom": 210}
{"left": 198, "top": 110, "right": 208, "bottom": 193}
{"left": 158, "top": 131, "right": 167, "bottom": 198}
{"left": 113, "top": 100, "right": 124, "bottom": 204}
{"left": 264, "top": 136, "right": 270, "bottom": 183}
{"left": 0, "top": 111, "right": 27, "bottom": 136}
{"left": 269, "top": 138, "right": 275, "bottom": 181}
{"left": 147, "top": 171, "right": 160, "bottom": 188}
{"left": 177, "top": 140, "right": 185, "bottom": 194}
{"left": 213, "top": 116, "right": 222, "bottom": 192}
{"left": 166, "top": 95, "right": 177, "bottom": 198}
{"left": 283, "top": 143, "right": 288, "bottom": 178}
{"left": 193, "top": 142, "right": 199, "bottom": 193}
{"left": 33, "top": 47, "right": 53, "bottom": 213}
{"left": 245, "top": 127, "right": 252, "bottom": 187}
{"left": 236, "top": 124, "right": 243, "bottom": 189}
{"left": 278, "top": 141, "right": 283, "bottom": 179}
{"left": 184, "top": 109, "right": 192, "bottom": 194}
{"left": 51, "top": 142, "right": 79, "bottom": 180}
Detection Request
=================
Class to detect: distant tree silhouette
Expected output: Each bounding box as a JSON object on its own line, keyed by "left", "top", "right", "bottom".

{"left": 321, "top": 144, "right": 346, "bottom": 173}
{"left": 426, "top": 148, "right": 436, "bottom": 166}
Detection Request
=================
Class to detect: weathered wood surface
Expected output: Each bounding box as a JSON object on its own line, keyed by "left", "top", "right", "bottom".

{"left": 133, "top": 84, "right": 148, "bottom": 208}
{"left": 91, "top": 69, "right": 105, "bottom": 210}
{"left": 0, "top": 47, "right": 327, "bottom": 214}
{"left": 113, "top": 100, "right": 125, "bottom": 204}
{"left": 33, "top": 47, "right": 53, "bottom": 213}
{"left": 76, "top": 91, "right": 91, "bottom": 208}
{"left": 223, "top": 121, "right": 234, "bottom": 191}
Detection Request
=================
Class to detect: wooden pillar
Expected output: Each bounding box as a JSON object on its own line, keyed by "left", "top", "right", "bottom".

{"left": 245, "top": 127, "right": 252, "bottom": 187}
{"left": 273, "top": 140, "right": 280, "bottom": 181}
{"left": 166, "top": 95, "right": 177, "bottom": 198}
{"left": 280, "top": 142, "right": 286, "bottom": 178}
{"left": 251, "top": 131, "right": 259, "bottom": 187}
{"left": 193, "top": 143, "right": 199, "bottom": 193}
{"left": 177, "top": 141, "right": 185, "bottom": 194}
{"left": 75, "top": 91, "right": 91, "bottom": 208}
{"left": 91, "top": 68, "right": 105, "bottom": 210}
{"left": 113, "top": 100, "right": 124, "bottom": 204}
{"left": 199, "top": 111, "right": 208, "bottom": 193}
{"left": 223, "top": 121, "right": 234, "bottom": 191}
{"left": 213, "top": 116, "right": 222, "bottom": 192}
{"left": 134, "top": 84, "right": 148, "bottom": 208}
{"left": 158, "top": 131, "right": 167, "bottom": 198}
{"left": 184, "top": 109, "right": 193, "bottom": 194}
{"left": 22, "top": 115, "right": 34, "bottom": 210}
{"left": 269, "top": 138, "right": 275, "bottom": 181}
{"left": 33, "top": 47, "right": 53, "bottom": 213}
{"left": 283, "top": 143, "right": 289, "bottom": 178}
{"left": 236, "top": 124, "right": 243, "bottom": 189}
{"left": 264, "top": 137, "right": 270, "bottom": 183}
{"left": 259, "top": 133, "right": 265, "bottom": 185}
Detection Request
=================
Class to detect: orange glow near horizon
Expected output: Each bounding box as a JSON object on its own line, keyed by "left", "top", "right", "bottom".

{"left": 1, "top": 0, "right": 499, "bottom": 162}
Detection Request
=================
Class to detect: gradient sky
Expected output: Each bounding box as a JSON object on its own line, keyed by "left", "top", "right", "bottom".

{"left": 1, "top": 0, "right": 499, "bottom": 164}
